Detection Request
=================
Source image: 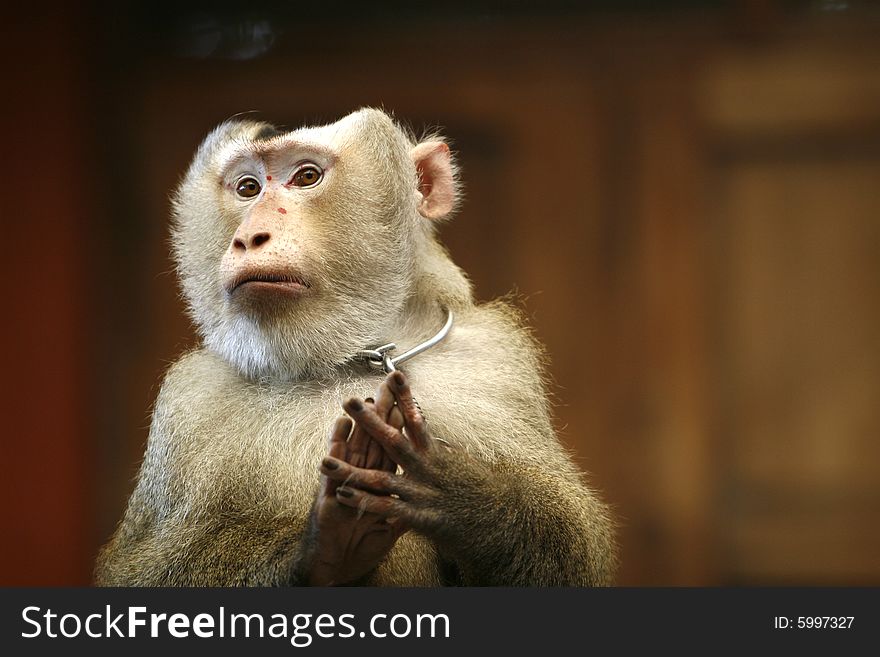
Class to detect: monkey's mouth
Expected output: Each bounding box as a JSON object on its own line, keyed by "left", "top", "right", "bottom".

{"left": 227, "top": 271, "right": 312, "bottom": 297}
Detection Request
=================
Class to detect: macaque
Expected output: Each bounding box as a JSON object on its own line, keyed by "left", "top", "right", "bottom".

{"left": 95, "top": 108, "right": 617, "bottom": 586}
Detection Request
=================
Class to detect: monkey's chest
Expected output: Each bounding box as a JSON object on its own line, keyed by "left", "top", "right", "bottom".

{"left": 184, "top": 385, "right": 445, "bottom": 586}
{"left": 182, "top": 380, "right": 383, "bottom": 516}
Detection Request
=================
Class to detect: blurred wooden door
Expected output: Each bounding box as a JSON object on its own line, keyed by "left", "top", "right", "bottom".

{"left": 593, "top": 21, "right": 880, "bottom": 584}
{"left": 702, "top": 29, "right": 880, "bottom": 583}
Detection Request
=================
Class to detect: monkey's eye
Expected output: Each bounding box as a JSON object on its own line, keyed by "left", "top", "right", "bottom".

{"left": 235, "top": 177, "right": 262, "bottom": 198}
{"left": 290, "top": 164, "right": 323, "bottom": 188}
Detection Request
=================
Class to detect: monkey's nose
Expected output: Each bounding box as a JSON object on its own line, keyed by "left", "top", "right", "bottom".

{"left": 232, "top": 231, "right": 272, "bottom": 251}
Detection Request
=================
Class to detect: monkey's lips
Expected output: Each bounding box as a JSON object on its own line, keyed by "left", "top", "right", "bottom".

{"left": 226, "top": 271, "right": 311, "bottom": 298}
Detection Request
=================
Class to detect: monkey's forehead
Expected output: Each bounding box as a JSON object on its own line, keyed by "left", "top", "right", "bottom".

{"left": 215, "top": 123, "right": 344, "bottom": 170}
{"left": 212, "top": 108, "right": 399, "bottom": 173}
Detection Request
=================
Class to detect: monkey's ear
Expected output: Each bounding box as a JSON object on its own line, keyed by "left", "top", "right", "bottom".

{"left": 411, "top": 142, "right": 455, "bottom": 220}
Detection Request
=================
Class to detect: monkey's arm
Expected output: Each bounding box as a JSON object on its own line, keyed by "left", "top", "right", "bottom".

{"left": 94, "top": 365, "right": 314, "bottom": 586}
{"left": 95, "top": 509, "right": 310, "bottom": 586}
{"left": 321, "top": 372, "right": 618, "bottom": 587}
{"left": 94, "top": 442, "right": 313, "bottom": 586}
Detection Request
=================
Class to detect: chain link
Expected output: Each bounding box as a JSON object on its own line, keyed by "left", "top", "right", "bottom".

{"left": 356, "top": 309, "right": 453, "bottom": 374}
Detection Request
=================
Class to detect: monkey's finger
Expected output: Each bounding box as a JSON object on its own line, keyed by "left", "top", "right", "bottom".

{"left": 380, "top": 454, "right": 397, "bottom": 474}
{"left": 365, "top": 439, "right": 385, "bottom": 471}
{"left": 374, "top": 381, "right": 406, "bottom": 431}
{"left": 364, "top": 396, "right": 389, "bottom": 470}
{"left": 373, "top": 380, "right": 396, "bottom": 423}
{"left": 370, "top": 383, "right": 405, "bottom": 471}
{"left": 335, "top": 487, "right": 440, "bottom": 532}
{"left": 323, "top": 417, "right": 353, "bottom": 496}
{"left": 320, "top": 456, "right": 413, "bottom": 497}
{"left": 346, "top": 398, "right": 374, "bottom": 468}
{"left": 343, "top": 398, "right": 415, "bottom": 468}
{"left": 379, "top": 406, "right": 405, "bottom": 473}
{"left": 335, "top": 486, "right": 407, "bottom": 518}
{"left": 388, "top": 405, "right": 404, "bottom": 430}
{"left": 327, "top": 417, "right": 353, "bottom": 460}
{"left": 387, "top": 371, "right": 430, "bottom": 449}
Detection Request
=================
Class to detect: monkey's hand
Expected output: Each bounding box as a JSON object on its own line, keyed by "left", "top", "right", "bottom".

{"left": 320, "top": 371, "right": 490, "bottom": 556}
{"left": 321, "top": 370, "right": 617, "bottom": 586}
{"left": 306, "top": 392, "right": 405, "bottom": 586}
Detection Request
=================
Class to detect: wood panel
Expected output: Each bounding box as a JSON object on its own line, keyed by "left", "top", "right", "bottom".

{"left": 713, "top": 158, "right": 880, "bottom": 583}
{"left": 705, "top": 28, "right": 880, "bottom": 584}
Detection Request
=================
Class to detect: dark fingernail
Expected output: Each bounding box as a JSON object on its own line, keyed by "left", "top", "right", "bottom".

{"left": 322, "top": 458, "right": 338, "bottom": 470}
{"left": 347, "top": 398, "right": 363, "bottom": 412}
{"left": 392, "top": 371, "right": 405, "bottom": 386}
{"left": 337, "top": 487, "right": 354, "bottom": 498}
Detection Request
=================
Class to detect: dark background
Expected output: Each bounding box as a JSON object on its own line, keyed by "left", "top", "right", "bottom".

{"left": 2, "top": 0, "right": 879, "bottom": 585}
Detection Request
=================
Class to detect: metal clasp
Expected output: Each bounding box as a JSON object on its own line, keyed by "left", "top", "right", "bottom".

{"left": 356, "top": 309, "right": 454, "bottom": 375}
{"left": 357, "top": 343, "right": 399, "bottom": 373}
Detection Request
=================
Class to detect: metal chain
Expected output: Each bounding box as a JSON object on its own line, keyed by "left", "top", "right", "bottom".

{"left": 357, "top": 309, "right": 454, "bottom": 374}
{"left": 356, "top": 309, "right": 453, "bottom": 425}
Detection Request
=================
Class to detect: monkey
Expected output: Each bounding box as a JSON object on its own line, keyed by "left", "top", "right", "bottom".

{"left": 94, "top": 108, "right": 617, "bottom": 586}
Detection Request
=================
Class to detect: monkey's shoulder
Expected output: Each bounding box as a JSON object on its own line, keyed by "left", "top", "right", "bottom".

{"left": 405, "top": 301, "right": 559, "bottom": 456}
{"left": 151, "top": 349, "right": 271, "bottom": 444}
{"left": 154, "top": 349, "right": 244, "bottom": 415}
{"left": 440, "top": 300, "right": 549, "bottom": 383}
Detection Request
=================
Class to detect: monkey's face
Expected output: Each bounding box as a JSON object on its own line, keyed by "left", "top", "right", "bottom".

{"left": 172, "top": 109, "right": 432, "bottom": 381}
